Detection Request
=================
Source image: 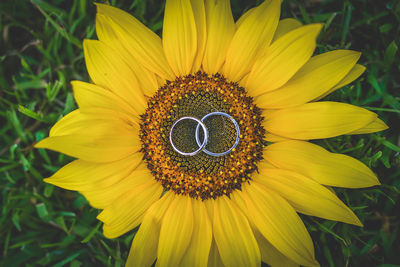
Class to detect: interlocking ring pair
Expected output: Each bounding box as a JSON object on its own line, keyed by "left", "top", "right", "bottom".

{"left": 169, "top": 112, "right": 240, "bottom": 157}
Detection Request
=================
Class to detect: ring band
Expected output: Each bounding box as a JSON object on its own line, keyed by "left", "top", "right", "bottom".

{"left": 169, "top": 116, "right": 208, "bottom": 156}
{"left": 195, "top": 112, "right": 240, "bottom": 157}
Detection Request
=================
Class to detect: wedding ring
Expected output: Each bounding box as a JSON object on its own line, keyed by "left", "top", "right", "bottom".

{"left": 195, "top": 112, "right": 240, "bottom": 157}
{"left": 169, "top": 116, "right": 208, "bottom": 156}
{"left": 169, "top": 112, "right": 240, "bottom": 157}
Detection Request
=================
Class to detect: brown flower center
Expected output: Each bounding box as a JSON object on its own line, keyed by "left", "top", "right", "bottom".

{"left": 140, "top": 72, "right": 265, "bottom": 200}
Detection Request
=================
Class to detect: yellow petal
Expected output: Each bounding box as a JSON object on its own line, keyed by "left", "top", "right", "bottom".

{"left": 207, "top": 239, "right": 225, "bottom": 267}
{"left": 253, "top": 229, "right": 299, "bottom": 267}
{"left": 265, "top": 133, "right": 292, "bottom": 142}
{"left": 263, "top": 102, "right": 377, "bottom": 140}
{"left": 204, "top": 198, "right": 214, "bottom": 221}
{"left": 272, "top": 18, "right": 302, "bottom": 42}
{"left": 180, "top": 199, "right": 212, "bottom": 267}
{"left": 348, "top": 118, "right": 389, "bottom": 134}
{"left": 71, "top": 81, "right": 138, "bottom": 117}
{"left": 241, "top": 183, "right": 318, "bottom": 266}
{"left": 98, "top": 180, "right": 163, "bottom": 238}
{"left": 127, "top": 217, "right": 158, "bottom": 267}
{"left": 223, "top": 0, "right": 281, "bottom": 81}
{"left": 43, "top": 153, "right": 142, "bottom": 191}
{"left": 229, "top": 189, "right": 249, "bottom": 214}
{"left": 163, "top": 0, "right": 197, "bottom": 76}
{"left": 157, "top": 195, "right": 194, "bottom": 267}
{"left": 255, "top": 50, "right": 361, "bottom": 109}
{"left": 49, "top": 108, "right": 138, "bottom": 137}
{"left": 315, "top": 64, "right": 366, "bottom": 100}
{"left": 157, "top": 74, "right": 168, "bottom": 84}
{"left": 246, "top": 24, "right": 322, "bottom": 96}
{"left": 83, "top": 40, "right": 146, "bottom": 114}
{"left": 96, "top": 14, "right": 159, "bottom": 96}
{"left": 257, "top": 159, "right": 277, "bottom": 170}
{"left": 332, "top": 64, "right": 366, "bottom": 90}
{"left": 35, "top": 109, "right": 140, "bottom": 162}
{"left": 255, "top": 168, "right": 362, "bottom": 226}
{"left": 35, "top": 135, "right": 140, "bottom": 163}
{"left": 95, "top": 3, "right": 174, "bottom": 80}
{"left": 82, "top": 164, "right": 152, "bottom": 209}
{"left": 126, "top": 192, "right": 175, "bottom": 267}
{"left": 262, "top": 108, "right": 278, "bottom": 117}
{"left": 239, "top": 73, "right": 249, "bottom": 87}
{"left": 202, "top": 0, "right": 235, "bottom": 74}
{"left": 235, "top": 7, "right": 255, "bottom": 27}
{"left": 231, "top": 188, "right": 299, "bottom": 266}
{"left": 190, "top": 0, "right": 206, "bottom": 72}
{"left": 264, "top": 140, "right": 380, "bottom": 188}
{"left": 213, "top": 196, "right": 261, "bottom": 267}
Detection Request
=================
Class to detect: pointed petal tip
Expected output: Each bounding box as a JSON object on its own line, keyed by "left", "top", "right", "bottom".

{"left": 349, "top": 117, "right": 389, "bottom": 135}
{"left": 337, "top": 207, "right": 363, "bottom": 227}
{"left": 33, "top": 142, "right": 41, "bottom": 149}
{"left": 96, "top": 211, "right": 106, "bottom": 222}
{"left": 307, "top": 23, "right": 323, "bottom": 34}
{"left": 302, "top": 23, "right": 323, "bottom": 40}
{"left": 363, "top": 176, "right": 381, "bottom": 188}
{"left": 366, "top": 173, "right": 381, "bottom": 187}
{"left": 311, "top": 259, "right": 321, "bottom": 267}
{"left": 42, "top": 177, "right": 78, "bottom": 191}
{"left": 313, "top": 22, "right": 324, "bottom": 29}
{"left": 379, "top": 120, "right": 389, "bottom": 131}
{"left": 34, "top": 138, "right": 48, "bottom": 149}
{"left": 94, "top": 2, "right": 125, "bottom": 18}
{"left": 344, "top": 50, "right": 362, "bottom": 62}
{"left": 345, "top": 209, "right": 363, "bottom": 227}
{"left": 43, "top": 177, "right": 55, "bottom": 185}
{"left": 354, "top": 218, "right": 363, "bottom": 227}
{"left": 344, "top": 49, "right": 362, "bottom": 57}
{"left": 358, "top": 64, "right": 367, "bottom": 75}
{"left": 94, "top": 2, "right": 110, "bottom": 11}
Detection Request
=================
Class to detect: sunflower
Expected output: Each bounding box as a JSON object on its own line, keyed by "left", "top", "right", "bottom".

{"left": 35, "top": 0, "right": 388, "bottom": 266}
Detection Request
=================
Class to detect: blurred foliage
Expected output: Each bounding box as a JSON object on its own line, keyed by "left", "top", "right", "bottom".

{"left": 0, "top": 0, "right": 399, "bottom": 266}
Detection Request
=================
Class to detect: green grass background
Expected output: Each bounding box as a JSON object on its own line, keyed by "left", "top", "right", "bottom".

{"left": 1, "top": 0, "right": 399, "bottom": 266}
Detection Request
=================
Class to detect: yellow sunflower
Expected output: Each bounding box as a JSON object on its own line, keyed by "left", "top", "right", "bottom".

{"left": 35, "top": 0, "right": 388, "bottom": 266}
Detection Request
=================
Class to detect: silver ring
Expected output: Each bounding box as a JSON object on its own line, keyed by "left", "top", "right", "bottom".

{"left": 195, "top": 112, "right": 240, "bottom": 157}
{"left": 169, "top": 117, "right": 208, "bottom": 156}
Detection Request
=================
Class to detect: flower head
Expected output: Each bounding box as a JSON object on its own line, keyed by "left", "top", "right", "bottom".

{"left": 36, "top": 0, "right": 388, "bottom": 266}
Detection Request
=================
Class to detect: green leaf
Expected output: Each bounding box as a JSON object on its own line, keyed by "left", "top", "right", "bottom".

{"left": 81, "top": 221, "right": 102, "bottom": 243}
{"left": 379, "top": 24, "right": 393, "bottom": 33}
{"left": 12, "top": 212, "right": 22, "bottom": 231}
{"left": 7, "top": 109, "right": 27, "bottom": 142}
{"left": 31, "top": 0, "right": 82, "bottom": 48}
{"left": 18, "top": 105, "right": 47, "bottom": 122}
{"left": 20, "top": 58, "right": 32, "bottom": 73}
{"left": 44, "top": 184, "right": 54, "bottom": 198}
{"left": 64, "top": 93, "right": 76, "bottom": 114}
{"left": 53, "top": 251, "right": 83, "bottom": 267}
{"left": 36, "top": 203, "right": 49, "bottom": 221}
{"left": 384, "top": 41, "right": 398, "bottom": 70}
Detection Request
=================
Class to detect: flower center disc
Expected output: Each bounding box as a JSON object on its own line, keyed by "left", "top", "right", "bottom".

{"left": 140, "top": 72, "right": 265, "bottom": 200}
